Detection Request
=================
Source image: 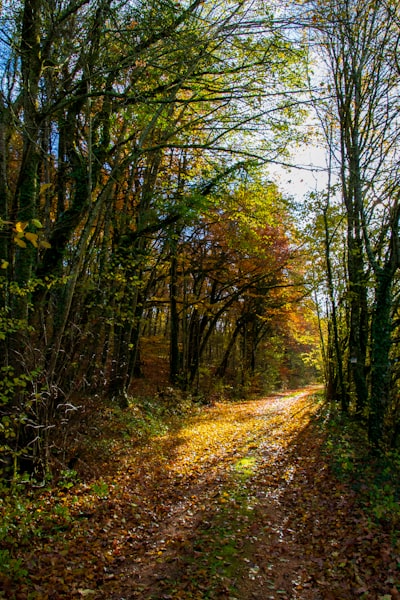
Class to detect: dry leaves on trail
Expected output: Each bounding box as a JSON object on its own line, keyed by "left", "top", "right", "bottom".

{"left": 3, "top": 387, "right": 399, "bottom": 600}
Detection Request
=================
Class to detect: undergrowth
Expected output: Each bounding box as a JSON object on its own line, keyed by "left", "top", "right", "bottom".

{"left": 0, "top": 391, "right": 198, "bottom": 590}
{"left": 320, "top": 400, "right": 400, "bottom": 538}
{"left": 2, "top": 387, "right": 398, "bottom": 599}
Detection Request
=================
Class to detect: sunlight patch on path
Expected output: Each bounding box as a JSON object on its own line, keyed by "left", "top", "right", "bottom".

{"left": 99, "top": 387, "right": 324, "bottom": 599}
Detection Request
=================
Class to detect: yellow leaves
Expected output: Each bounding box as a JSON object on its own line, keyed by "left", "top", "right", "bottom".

{"left": 10, "top": 219, "right": 51, "bottom": 251}
{"left": 25, "top": 232, "right": 39, "bottom": 247}
{"left": 14, "top": 236, "right": 27, "bottom": 248}
{"left": 39, "top": 183, "right": 52, "bottom": 197}
{"left": 15, "top": 221, "right": 28, "bottom": 233}
{"left": 12, "top": 222, "right": 29, "bottom": 247}
{"left": 134, "top": 59, "right": 147, "bottom": 68}
{"left": 219, "top": 491, "right": 230, "bottom": 504}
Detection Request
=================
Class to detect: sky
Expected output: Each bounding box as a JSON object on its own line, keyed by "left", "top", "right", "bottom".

{"left": 271, "top": 142, "right": 330, "bottom": 202}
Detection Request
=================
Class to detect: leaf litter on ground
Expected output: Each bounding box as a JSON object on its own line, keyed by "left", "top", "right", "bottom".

{"left": 1, "top": 386, "right": 399, "bottom": 599}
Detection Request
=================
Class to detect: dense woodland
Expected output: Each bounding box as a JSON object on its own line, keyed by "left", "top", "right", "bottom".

{"left": 0, "top": 0, "right": 400, "bottom": 481}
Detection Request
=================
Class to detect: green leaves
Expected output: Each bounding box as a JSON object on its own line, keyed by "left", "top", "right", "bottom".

{"left": 31, "top": 218, "right": 44, "bottom": 229}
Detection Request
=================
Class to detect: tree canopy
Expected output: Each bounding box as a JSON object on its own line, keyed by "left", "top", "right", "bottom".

{"left": 1, "top": 0, "right": 399, "bottom": 480}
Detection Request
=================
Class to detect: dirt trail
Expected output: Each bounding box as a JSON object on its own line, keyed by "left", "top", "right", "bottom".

{"left": 7, "top": 387, "right": 399, "bottom": 599}
{"left": 103, "top": 388, "right": 322, "bottom": 600}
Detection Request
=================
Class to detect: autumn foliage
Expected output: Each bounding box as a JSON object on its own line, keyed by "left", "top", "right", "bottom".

{"left": 1, "top": 388, "right": 398, "bottom": 599}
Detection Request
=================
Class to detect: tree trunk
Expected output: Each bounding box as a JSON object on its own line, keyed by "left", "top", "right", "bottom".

{"left": 169, "top": 251, "right": 181, "bottom": 385}
{"left": 368, "top": 268, "right": 393, "bottom": 448}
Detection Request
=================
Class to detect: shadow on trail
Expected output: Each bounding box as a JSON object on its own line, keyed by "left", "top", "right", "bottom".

{"left": 14, "top": 388, "right": 396, "bottom": 600}
{"left": 237, "top": 412, "right": 398, "bottom": 600}
{"left": 95, "top": 389, "right": 329, "bottom": 600}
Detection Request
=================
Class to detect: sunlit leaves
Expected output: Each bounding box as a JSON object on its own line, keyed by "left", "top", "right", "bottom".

{"left": 24, "top": 232, "right": 38, "bottom": 247}
{"left": 2, "top": 387, "right": 398, "bottom": 598}
{"left": 14, "top": 221, "right": 28, "bottom": 234}
{"left": 13, "top": 236, "right": 27, "bottom": 249}
{"left": 31, "top": 218, "right": 43, "bottom": 229}
{"left": 9, "top": 220, "right": 51, "bottom": 251}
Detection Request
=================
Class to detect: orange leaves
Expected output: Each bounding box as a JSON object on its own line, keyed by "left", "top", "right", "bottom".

{"left": 6, "top": 387, "right": 399, "bottom": 599}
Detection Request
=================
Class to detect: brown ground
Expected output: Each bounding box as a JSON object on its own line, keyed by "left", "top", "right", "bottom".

{"left": 3, "top": 387, "right": 399, "bottom": 599}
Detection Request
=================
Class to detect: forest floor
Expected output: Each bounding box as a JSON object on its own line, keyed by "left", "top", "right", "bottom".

{"left": 1, "top": 386, "right": 400, "bottom": 599}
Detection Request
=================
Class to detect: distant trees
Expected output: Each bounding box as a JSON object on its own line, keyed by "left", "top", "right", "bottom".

{"left": 159, "top": 176, "right": 312, "bottom": 392}
{"left": 0, "top": 0, "right": 318, "bottom": 478}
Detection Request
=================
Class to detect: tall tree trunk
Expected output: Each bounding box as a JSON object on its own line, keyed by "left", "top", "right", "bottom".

{"left": 13, "top": 0, "right": 43, "bottom": 318}
{"left": 215, "top": 321, "right": 242, "bottom": 378}
{"left": 368, "top": 267, "right": 392, "bottom": 447}
{"left": 339, "top": 80, "right": 368, "bottom": 414}
{"left": 169, "top": 250, "right": 181, "bottom": 385}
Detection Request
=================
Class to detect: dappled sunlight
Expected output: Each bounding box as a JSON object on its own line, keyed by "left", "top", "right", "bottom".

{"left": 167, "top": 389, "right": 319, "bottom": 477}
{"left": 3, "top": 386, "right": 397, "bottom": 599}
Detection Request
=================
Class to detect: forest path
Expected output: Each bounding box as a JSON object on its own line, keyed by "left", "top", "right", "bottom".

{"left": 8, "top": 387, "right": 398, "bottom": 599}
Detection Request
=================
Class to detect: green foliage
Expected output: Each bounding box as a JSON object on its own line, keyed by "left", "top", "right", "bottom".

{"left": 125, "top": 393, "right": 198, "bottom": 430}
{"left": 0, "top": 549, "right": 28, "bottom": 583}
{"left": 0, "top": 366, "right": 34, "bottom": 481}
{"left": 114, "top": 398, "right": 170, "bottom": 437}
{"left": 58, "top": 469, "right": 79, "bottom": 490}
{"left": 0, "top": 481, "right": 44, "bottom": 548}
{"left": 0, "top": 363, "right": 45, "bottom": 483}
{"left": 233, "top": 455, "right": 257, "bottom": 478}
{"left": 0, "top": 366, "right": 31, "bottom": 406}
{"left": 52, "top": 502, "right": 71, "bottom": 524}
{"left": 90, "top": 479, "right": 109, "bottom": 499}
{"left": 321, "top": 402, "right": 400, "bottom": 533}
{"left": 0, "top": 0, "right": 312, "bottom": 481}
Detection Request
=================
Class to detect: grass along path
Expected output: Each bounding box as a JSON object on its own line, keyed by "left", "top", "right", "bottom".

{"left": 2, "top": 387, "right": 399, "bottom": 599}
